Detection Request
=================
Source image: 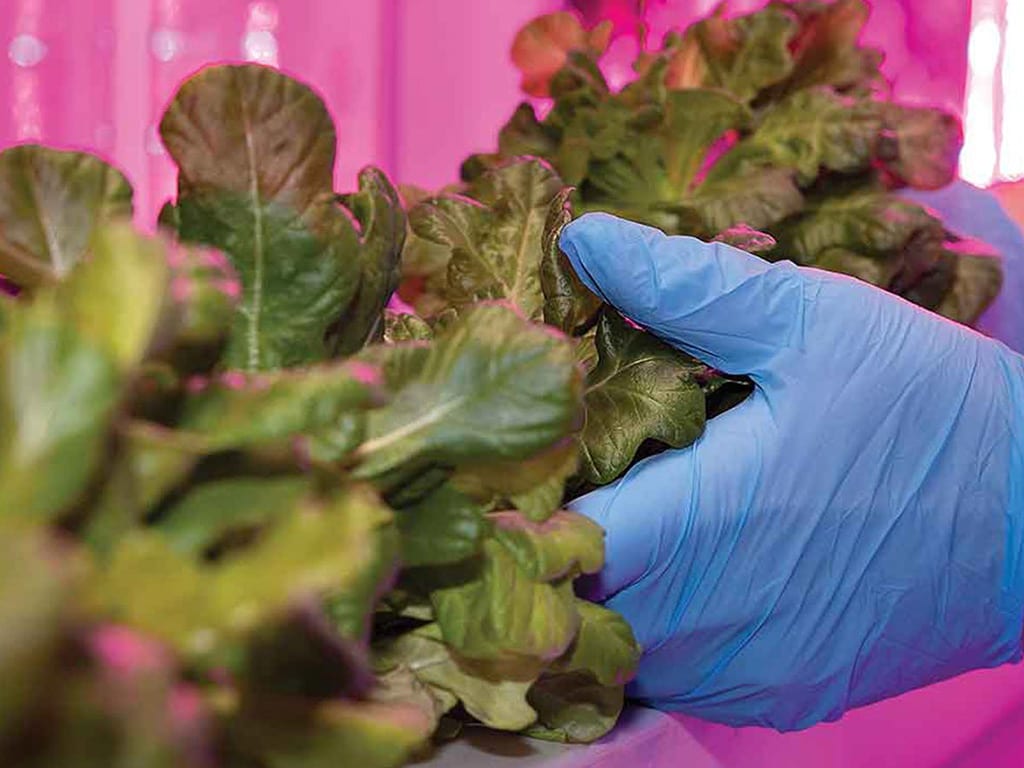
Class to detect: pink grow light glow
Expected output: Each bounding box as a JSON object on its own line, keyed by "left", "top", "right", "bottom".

{"left": 999, "top": 0, "right": 1024, "bottom": 178}
{"left": 962, "top": 0, "right": 1024, "bottom": 185}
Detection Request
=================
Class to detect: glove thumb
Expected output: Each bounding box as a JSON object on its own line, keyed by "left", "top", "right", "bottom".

{"left": 560, "top": 213, "right": 808, "bottom": 375}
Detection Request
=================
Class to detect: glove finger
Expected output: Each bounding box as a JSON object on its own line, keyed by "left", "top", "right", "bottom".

{"left": 560, "top": 212, "right": 808, "bottom": 376}
{"left": 571, "top": 390, "right": 770, "bottom": 604}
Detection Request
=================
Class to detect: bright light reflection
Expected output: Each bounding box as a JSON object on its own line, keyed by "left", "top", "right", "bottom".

{"left": 969, "top": 18, "right": 1002, "bottom": 71}
{"left": 1000, "top": 0, "right": 1024, "bottom": 178}
{"left": 961, "top": 17, "right": 1002, "bottom": 186}
{"left": 8, "top": 34, "right": 46, "bottom": 67}
{"left": 243, "top": 2, "right": 279, "bottom": 67}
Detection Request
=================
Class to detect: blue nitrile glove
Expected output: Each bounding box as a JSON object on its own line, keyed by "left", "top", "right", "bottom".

{"left": 560, "top": 213, "right": 1024, "bottom": 731}
{"left": 901, "top": 180, "right": 1024, "bottom": 353}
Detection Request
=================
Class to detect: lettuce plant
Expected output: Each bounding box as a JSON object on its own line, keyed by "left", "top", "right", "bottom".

{"left": 0, "top": 4, "right": 1004, "bottom": 765}
{"left": 0, "top": 64, "right": 662, "bottom": 768}
{"left": 461, "top": 0, "right": 1003, "bottom": 325}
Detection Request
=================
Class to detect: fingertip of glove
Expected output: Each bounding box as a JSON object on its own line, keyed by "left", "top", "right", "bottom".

{"left": 560, "top": 212, "right": 671, "bottom": 261}
{"left": 560, "top": 213, "right": 689, "bottom": 314}
{"left": 560, "top": 213, "right": 631, "bottom": 271}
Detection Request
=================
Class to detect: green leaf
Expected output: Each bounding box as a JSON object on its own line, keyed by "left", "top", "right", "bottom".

{"left": 580, "top": 310, "right": 708, "bottom": 485}
{"left": 172, "top": 192, "right": 361, "bottom": 372}
{"left": 498, "top": 103, "right": 559, "bottom": 159}
{"left": 555, "top": 100, "right": 635, "bottom": 187}
{"left": 378, "top": 624, "right": 541, "bottom": 731}
{"left": 575, "top": 330, "right": 598, "bottom": 374}
{"left": 61, "top": 223, "right": 170, "bottom": 372}
{"left": 489, "top": 510, "right": 604, "bottom": 583}
{"left": 0, "top": 145, "right": 132, "bottom": 290}
{"left": 506, "top": 440, "right": 580, "bottom": 522}
{"left": 557, "top": 600, "right": 640, "bottom": 686}
{"left": 410, "top": 159, "right": 564, "bottom": 320}
{"left": 84, "top": 422, "right": 198, "bottom": 555}
{"left": 214, "top": 486, "right": 392, "bottom": 641}
{"left": 453, "top": 437, "right": 580, "bottom": 522}
{"left": 87, "top": 531, "right": 213, "bottom": 655}
{"left": 878, "top": 104, "right": 962, "bottom": 190}
{"left": 673, "top": 5, "right": 797, "bottom": 102}
{"left": 89, "top": 486, "right": 390, "bottom": 658}
{"left": 157, "top": 476, "right": 311, "bottom": 556}
{"left": 371, "top": 663, "right": 454, "bottom": 728}
{"left": 383, "top": 310, "right": 433, "bottom": 342}
{"left": 813, "top": 246, "right": 886, "bottom": 285}
{"left": 327, "top": 520, "right": 399, "bottom": 642}
{"left": 231, "top": 698, "right": 433, "bottom": 768}
{"left": 775, "top": 191, "right": 940, "bottom": 261}
{"left": 480, "top": 1, "right": 990, "bottom": 324}
{"left": 539, "top": 188, "right": 602, "bottom": 334}
{"left": 330, "top": 168, "right": 407, "bottom": 355}
{"left": 356, "top": 341, "right": 431, "bottom": 394}
{"left": 354, "top": 303, "right": 582, "bottom": 479}
{"left": 936, "top": 240, "right": 1004, "bottom": 325}
{"left": 160, "top": 64, "right": 362, "bottom": 371}
{"left": 525, "top": 671, "right": 624, "bottom": 743}
{"left": 659, "top": 89, "right": 750, "bottom": 195}
{"left": 887, "top": 227, "right": 954, "bottom": 306}
{"left": 582, "top": 141, "right": 670, "bottom": 217}
{"left": 179, "top": 360, "right": 385, "bottom": 453}
{"left": 733, "top": 88, "right": 880, "bottom": 183}
{"left": 0, "top": 293, "right": 120, "bottom": 519}
{"left": 775, "top": 0, "right": 882, "bottom": 94}
{"left": 394, "top": 483, "right": 486, "bottom": 568}
{"left": 689, "top": 166, "right": 803, "bottom": 233}
{"left": 431, "top": 540, "right": 580, "bottom": 662}
{"left": 160, "top": 63, "right": 335, "bottom": 231}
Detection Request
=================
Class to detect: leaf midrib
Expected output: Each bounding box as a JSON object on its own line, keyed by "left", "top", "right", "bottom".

{"left": 26, "top": 155, "right": 64, "bottom": 280}
{"left": 508, "top": 192, "right": 545, "bottom": 313}
{"left": 237, "top": 75, "right": 265, "bottom": 371}
{"left": 357, "top": 393, "right": 468, "bottom": 458}
{"left": 587, "top": 355, "right": 659, "bottom": 392}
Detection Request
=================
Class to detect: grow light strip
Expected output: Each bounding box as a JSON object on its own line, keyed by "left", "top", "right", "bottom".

{"left": 1000, "top": 0, "right": 1024, "bottom": 179}
{"left": 961, "top": 2, "right": 1003, "bottom": 186}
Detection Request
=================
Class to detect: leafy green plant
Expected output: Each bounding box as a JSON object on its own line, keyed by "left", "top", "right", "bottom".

{"left": 0, "top": 4, "right": 1007, "bottom": 766}
{"left": 0, "top": 63, "right": 664, "bottom": 768}
{"left": 460, "top": 0, "right": 1002, "bottom": 326}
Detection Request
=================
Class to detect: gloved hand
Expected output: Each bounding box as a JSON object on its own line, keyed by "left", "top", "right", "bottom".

{"left": 901, "top": 180, "right": 1024, "bottom": 353}
{"left": 560, "top": 213, "right": 1024, "bottom": 731}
